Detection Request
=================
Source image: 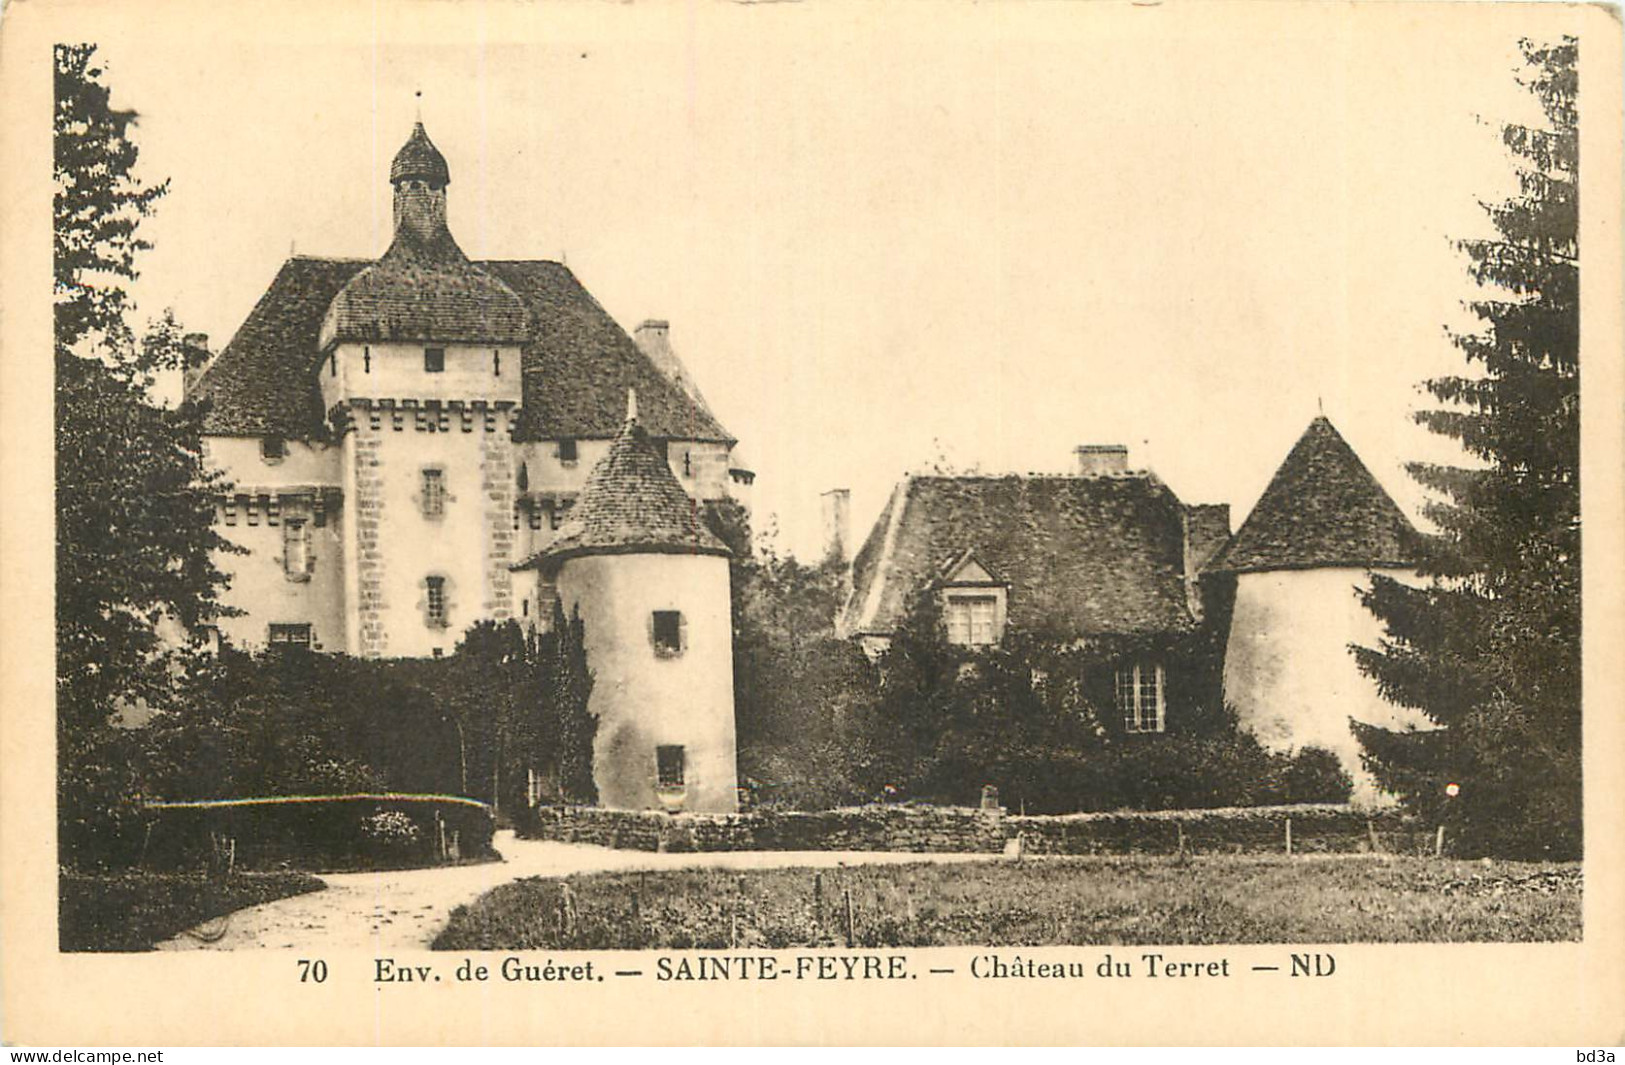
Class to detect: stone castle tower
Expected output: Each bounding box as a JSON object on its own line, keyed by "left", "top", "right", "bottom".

{"left": 513, "top": 392, "right": 739, "bottom": 814}
{"left": 190, "top": 121, "right": 749, "bottom": 660}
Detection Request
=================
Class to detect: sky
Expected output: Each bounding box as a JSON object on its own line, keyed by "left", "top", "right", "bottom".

{"left": 95, "top": 3, "right": 1546, "bottom": 560}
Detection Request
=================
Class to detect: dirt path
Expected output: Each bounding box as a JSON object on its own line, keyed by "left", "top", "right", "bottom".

{"left": 156, "top": 831, "right": 995, "bottom": 951}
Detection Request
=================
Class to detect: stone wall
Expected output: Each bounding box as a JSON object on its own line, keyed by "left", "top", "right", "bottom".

{"left": 527, "top": 802, "right": 1426, "bottom": 856}
{"left": 1008, "top": 803, "right": 1425, "bottom": 856}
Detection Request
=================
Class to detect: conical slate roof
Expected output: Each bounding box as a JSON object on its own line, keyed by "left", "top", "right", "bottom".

{"left": 1206, "top": 416, "right": 1419, "bottom": 573}
{"left": 390, "top": 121, "right": 451, "bottom": 187}
{"left": 515, "top": 394, "right": 730, "bottom": 568}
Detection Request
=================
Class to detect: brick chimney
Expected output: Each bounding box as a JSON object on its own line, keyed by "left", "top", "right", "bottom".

{"left": 821, "top": 488, "right": 852, "bottom": 568}
{"left": 182, "top": 333, "right": 211, "bottom": 397}
{"left": 1182, "top": 503, "right": 1232, "bottom": 620}
{"left": 1074, "top": 445, "right": 1128, "bottom": 476}
{"left": 633, "top": 319, "right": 718, "bottom": 419}
{"left": 634, "top": 319, "right": 671, "bottom": 363}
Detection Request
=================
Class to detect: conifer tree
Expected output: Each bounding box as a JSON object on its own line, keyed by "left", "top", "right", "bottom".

{"left": 546, "top": 601, "right": 598, "bottom": 805}
{"left": 1354, "top": 39, "right": 1580, "bottom": 858}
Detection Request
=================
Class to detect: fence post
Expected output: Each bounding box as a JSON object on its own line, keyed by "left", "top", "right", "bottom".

{"left": 1434, "top": 825, "right": 1446, "bottom": 858}
{"left": 843, "top": 888, "right": 855, "bottom": 949}
{"left": 1284, "top": 817, "right": 1293, "bottom": 856}
{"left": 813, "top": 872, "right": 824, "bottom": 931}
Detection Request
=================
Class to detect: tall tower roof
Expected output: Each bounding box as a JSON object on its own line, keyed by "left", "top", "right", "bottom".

{"left": 390, "top": 121, "right": 451, "bottom": 187}
{"left": 516, "top": 392, "right": 731, "bottom": 568}
{"left": 318, "top": 121, "right": 530, "bottom": 348}
{"left": 1206, "top": 416, "right": 1421, "bottom": 573}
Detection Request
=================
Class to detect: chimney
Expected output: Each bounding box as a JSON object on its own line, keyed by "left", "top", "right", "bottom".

{"left": 182, "top": 333, "right": 210, "bottom": 397}
{"left": 1182, "top": 503, "right": 1232, "bottom": 621}
{"left": 821, "top": 488, "right": 852, "bottom": 568}
{"left": 1075, "top": 444, "right": 1129, "bottom": 476}
{"left": 634, "top": 319, "right": 672, "bottom": 363}
{"left": 633, "top": 319, "right": 718, "bottom": 418}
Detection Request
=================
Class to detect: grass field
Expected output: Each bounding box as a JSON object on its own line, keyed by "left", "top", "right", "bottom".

{"left": 433, "top": 855, "right": 1581, "bottom": 950}
{"left": 59, "top": 870, "right": 325, "bottom": 951}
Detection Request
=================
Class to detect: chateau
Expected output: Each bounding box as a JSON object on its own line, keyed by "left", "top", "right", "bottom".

{"left": 187, "top": 122, "right": 747, "bottom": 810}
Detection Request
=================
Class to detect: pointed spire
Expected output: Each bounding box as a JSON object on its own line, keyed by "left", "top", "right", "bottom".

{"left": 390, "top": 120, "right": 450, "bottom": 188}
{"left": 626, "top": 387, "right": 639, "bottom": 425}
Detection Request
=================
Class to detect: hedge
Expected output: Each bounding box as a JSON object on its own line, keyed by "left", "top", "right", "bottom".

{"left": 139, "top": 793, "right": 496, "bottom": 872}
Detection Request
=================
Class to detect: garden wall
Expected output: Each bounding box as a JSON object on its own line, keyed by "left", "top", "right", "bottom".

{"left": 525, "top": 802, "right": 1427, "bottom": 856}
{"left": 527, "top": 804, "right": 1007, "bottom": 854}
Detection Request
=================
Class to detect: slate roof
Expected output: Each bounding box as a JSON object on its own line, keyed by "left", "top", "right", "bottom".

{"left": 841, "top": 474, "right": 1201, "bottom": 638}
{"left": 512, "top": 401, "right": 730, "bottom": 568}
{"left": 192, "top": 256, "right": 735, "bottom": 444}
{"left": 318, "top": 240, "right": 533, "bottom": 349}
{"left": 390, "top": 122, "right": 451, "bottom": 187}
{"left": 1205, "top": 416, "right": 1420, "bottom": 574}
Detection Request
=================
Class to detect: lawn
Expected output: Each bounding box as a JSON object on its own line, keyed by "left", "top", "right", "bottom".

{"left": 59, "top": 870, "right": 325, "bottom": 951}
{"left": 433, "top": 855, "right": 1581, "bottom": 950}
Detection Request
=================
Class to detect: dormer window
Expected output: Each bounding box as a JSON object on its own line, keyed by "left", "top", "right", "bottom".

{"left": 938, "top": 552, "right": 1008, "bottom": 647}
{"left": 425, "top": 347, "right": 445, "bottom": 373}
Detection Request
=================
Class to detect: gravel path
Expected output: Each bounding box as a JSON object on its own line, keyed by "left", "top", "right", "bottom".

{"left": 155, "top": 831, "right": 995, "bottom": 951}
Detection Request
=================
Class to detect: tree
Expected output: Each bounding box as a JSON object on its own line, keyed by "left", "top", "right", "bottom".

{"left": 543, "top": 601, "right": 598, "bottom": 805}
{"left": 1354, "top": 39, "right": 1580, "bottom": 859}
{"left": 54, "top": 44, "right": 236, "bottom": 866}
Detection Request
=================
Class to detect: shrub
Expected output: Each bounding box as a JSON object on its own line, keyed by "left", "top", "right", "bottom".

{"left": 361, "top": 810, "right": 422, "bottom": 856}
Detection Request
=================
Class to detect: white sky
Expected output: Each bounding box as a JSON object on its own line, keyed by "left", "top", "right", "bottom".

{"left": 98, "top": 4, "right": 1545, "bottom": 559}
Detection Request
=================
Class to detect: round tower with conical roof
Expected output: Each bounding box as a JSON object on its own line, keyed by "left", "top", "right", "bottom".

{"left": 513, "top": 391, "right": 739, "bottom": 814}
{"left": 1207, "top": 415, "right": 1432, "bottom": 804}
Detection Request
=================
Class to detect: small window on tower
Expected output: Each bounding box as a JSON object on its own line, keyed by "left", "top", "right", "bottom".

{"left": 651, "top": 610, "right": 683, "bottom": 655}
{"left": 425, "top": 347, "right": 445, "bottom": 373}
{"left": 261, "top": 436, "right": 286, "bottom": 462}
{"left": 421, "top": 468, "right": 446, "bottom": 518}
{"left": 558, "top": 438, "right": 578, "bottom": 465}
{"left": 682, "top": 450, "right": 693, "bottom": 478}
{"left": 656, "top": 745, "right": 686, "bottom": 788}
{"left": 425, "top": 576, "right": 448, "bottom": 629}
